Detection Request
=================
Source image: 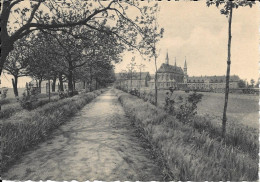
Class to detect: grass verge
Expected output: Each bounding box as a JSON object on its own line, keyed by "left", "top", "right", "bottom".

{"left": 1, "top": 89, "right": 107, "bottom": 172}
{"left": 115, "top": 89, "right": 258, "bottom": 181}
{"left": 0, "top": 96, "right": 59, "bottom": 120}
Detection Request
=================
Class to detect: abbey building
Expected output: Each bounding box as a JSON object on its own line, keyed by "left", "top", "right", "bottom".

{"left": 115, "top": 52, "right": 240, "bottom": 92}
{"left": 149, "top": 52, "right": 240, "bottom": 91}
{"left": 149, "top": 52, "right": 188, "bottom": 89}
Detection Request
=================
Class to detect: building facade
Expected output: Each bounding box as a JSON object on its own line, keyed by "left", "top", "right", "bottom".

{"left": 149, "top": 53, "right": 187, "bottom": 89}
{"left": 115, "top": 72, "right": 151, "bottom": 90}
{"left": 187, "top": 75, "right": 240, "bottom": 91}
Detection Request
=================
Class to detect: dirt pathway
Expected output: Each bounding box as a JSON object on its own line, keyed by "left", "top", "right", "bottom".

{"left": 3, "top": 89, "right": 164, "bottom": 181}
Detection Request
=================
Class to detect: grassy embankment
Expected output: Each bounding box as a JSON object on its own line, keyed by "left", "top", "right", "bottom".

{"left": 0, "top": 93, "right": 59, "bottom": 120}
{"left": 115, "top": 89, "right": 258, "bottom": 181}
{"left": 1, "top": 89, "right": 107, "bottom": 172}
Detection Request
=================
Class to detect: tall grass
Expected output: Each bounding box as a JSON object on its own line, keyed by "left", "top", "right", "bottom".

{"left": 191, "top": 115, "right": 258, "bottom": 159}
{"left": 0, "top": 96, "right": 59, "bottom": 120}
{"left": 1, "top": 89, "right": 107, "bottom": 172}
{"left": 115, "top": 89, "right": 258, "bottom": 181}
{"left": 0, "top": 98, "right": 14, "bottom": 105}
{"left": 121, "top": 88, "right": 259, "bottom": 159}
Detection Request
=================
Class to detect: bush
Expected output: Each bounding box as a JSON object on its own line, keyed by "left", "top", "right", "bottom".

{"left": 19, "top": 92, "right": 38, "bottom": 110}
{"left": 129, "top": 88, "right": 139, "bottom": 96}
{"left": 1, "top": 88, "right": 8, "bottom": 99}
{"left": 0, "top": 98, "right": 11, "bottom": 105}
{"left": 0, "top": 104, "right": 23, "bottom": 119}
{"left": 176, "top": 92, "right": 203, "bottom": 123}
{"left": 163, "top": 91, "right": 203, "bottom": 124}
{"left": 2, "top": 88, "right": 107, "bottom": 172}
{"left": 58, "top": 91, "right": 69, "bottom": 99}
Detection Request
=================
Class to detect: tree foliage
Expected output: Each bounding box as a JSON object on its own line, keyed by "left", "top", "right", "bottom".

{"left": 0, "top": 0, "right": 161, "bottom": 75}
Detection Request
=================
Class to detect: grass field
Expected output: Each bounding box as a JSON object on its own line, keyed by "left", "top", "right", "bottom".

{"left": 154, "top": 90, "right": 259, "bottom": 129}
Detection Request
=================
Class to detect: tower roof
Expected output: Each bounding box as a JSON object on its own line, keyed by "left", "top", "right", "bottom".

{"left": 165, "top": 51, "right": 169, "bottom": 65}
{"left": 184, "top": 57, "right": 187, "bottom": 68}
{"left": 157, "top": 63, "right": 184, "bottom": 74}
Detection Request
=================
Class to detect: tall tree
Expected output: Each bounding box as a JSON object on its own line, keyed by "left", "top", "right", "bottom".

{"left": 206, "top": 0, "right": 255, "bottom": 138}
{"left": 4, "top": 37, "right": 29, "bottom": 97}
{"left": 26, "top": 33, "right": 56, "bottom": 93}
{"left": 140, "top": 3, "right": 164, "bottom": 106}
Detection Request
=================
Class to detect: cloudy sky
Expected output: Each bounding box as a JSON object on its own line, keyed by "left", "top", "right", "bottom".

{"left": 1, "top": 1, "right": 259, "bottom": 88}
{"left": 115, "top": 1, "right": 259, "bottom": 82}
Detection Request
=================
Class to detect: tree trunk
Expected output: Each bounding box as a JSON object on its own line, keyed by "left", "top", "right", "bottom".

{"left": 83, "top": 81, "right": 86, "bottom": 89}
{"left": 73, "top": 76, "right": 76, "bottom": 90}
{"left": 68, "top": 61, "right": 74, "bottom": 96}
{"left": 154, "top": 56, "right": 158, "bottom": 106}
{"left": 38, "top": 78, "right": 42, "bottom": 93}
{"left": 68, "top": 73, "right": 73, "bottom": 96}
{"left": 90, "top": 67, "right": 93, "bottom": 92}
{"left": 130, "top": 70, "right": 132, "bottom": 90}
{"left": 95, "top": 77, "right": 98, "bottom": 90}
{"left": 59, "top": 73, "right": 64, "bottom": 91}
{"left": 12, "top": 75, "right": 19, "bottom": 97}
{"left": 52, "top": 75, "right": 57, "bottom": 92}
{"left": 222, "top": 6, "right": 233, "bottom": 138}
{"left": 48, "top": 79, "right": 51, "bottom": 102}
{"left": 0, "top": 34, "right": 14, "bottom": 76}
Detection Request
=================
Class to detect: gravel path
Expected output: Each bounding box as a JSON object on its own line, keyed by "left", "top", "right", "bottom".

{"left": 3, "top": 89, "right": 164, "bottom": 181}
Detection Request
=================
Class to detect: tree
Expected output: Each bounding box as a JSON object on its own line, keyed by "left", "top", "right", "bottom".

{"left": 0, "top": 1, "right": 159, "bottom": 76}
{"left": 25, "top": 32, "right": 57, "bottom": 93}
{"left": 126, "top": 57, "right": 136, "bottom": 90}
{"left": 206, "top": 0, "right": 255, "bottom": 138}
{"left": 255, "top": 79, "right": 259, "bottom": 88}
{"left": 238, "top": 79, "right": 246, "bottom": 88}
{"left": 250, "top": 79, "right": 255, "bottom": 87}
{"left": 4, "top": 37, "right": 29, "bottom": 97}
{"left": 140, "top": 3, "right": 164, "bottom": 106}
{"left": 137, "top": 63, "right": 145, "bottom": 91}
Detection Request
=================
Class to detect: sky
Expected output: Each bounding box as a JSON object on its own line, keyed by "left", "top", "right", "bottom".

{"left": 115, "top": 1, "right": 259, "bottom": 83}
{"left": 1, "top": 1, "right": 259, "bottom": 88}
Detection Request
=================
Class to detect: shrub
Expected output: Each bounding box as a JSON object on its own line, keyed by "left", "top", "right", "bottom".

{"left": 19, "top": 92, "right": 38, "bottom": 110}
{"left": 58, "top": 91, "right": 69, "bottom": 99}
{"left": 176, "top": 92, "right": 203, "bottom": 123}
{"left": 0, "top": 98, "right": 11, "bottom": 105}
{"left": 163, "top": 91, "right": 203, "bottom": 124}
{"left": 1, "top": 88, "right": 8, "bottom": 99}
{"left": 0, "top": 104, "right": 23, "bottom": 119}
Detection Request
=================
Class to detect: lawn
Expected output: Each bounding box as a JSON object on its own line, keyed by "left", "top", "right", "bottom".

{"left": 155, "top": 90, "right": 259, "bottom": 129}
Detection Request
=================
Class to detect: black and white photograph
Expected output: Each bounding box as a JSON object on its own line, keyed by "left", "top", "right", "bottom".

{"left": 0, "top": 0, "right": 259, "bottom": 181}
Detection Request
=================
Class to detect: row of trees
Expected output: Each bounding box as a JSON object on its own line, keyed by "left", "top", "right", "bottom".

{"left": 3, "top": 27, "right": 121, "bottom": 96}
{"left": 238, "top": 79, "right": 258, "bottom": 88}
{"left": 1, "top": 1, "right": 163, "bottom": 97}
